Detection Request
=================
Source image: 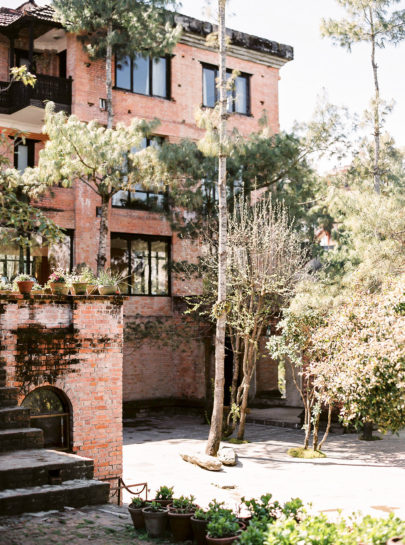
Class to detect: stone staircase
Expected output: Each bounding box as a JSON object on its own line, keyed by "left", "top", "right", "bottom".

{"left": 0, "top": 370, "right": 110, "bottom": 516}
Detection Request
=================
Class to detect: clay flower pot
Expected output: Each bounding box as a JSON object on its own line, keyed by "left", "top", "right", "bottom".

{"left": 142, "top": 507, "right": 168, "bottom": 538}
{"left": 153, "top": 498, "right": 173, "bottom": 507}
{"left": 168, "top": 510, "right": 195, "bottom": 541}
{"left": 128, "top": 505, "right": 145, "bottom": 529}
{"left": 49, "top": 282, "right": 69, "bottom": 295}
{"left": 206, "top": 535, "right": 241, "bottom": 545}
{"left": 71, "top": 282, "right": 88, "bottom": 295}
{"left": 98, "top": 285, "right": 118, "bottom": 295}
{"left": 191, "top": 517, "right": 209, "bottom": 545}
{"left": 17, "top": 281, "right": 34, "bottom": 294}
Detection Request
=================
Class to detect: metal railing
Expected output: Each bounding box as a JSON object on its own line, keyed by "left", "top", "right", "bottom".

{"left": 99, "top": 476, "right": 148, "bottom": 506}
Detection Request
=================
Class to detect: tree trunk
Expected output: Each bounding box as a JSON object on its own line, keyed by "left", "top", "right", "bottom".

{"left": 237, "top": 380, "right": 250, "bottom": 440}
{"left": 205, "top": 0, "right": 227, "bottom": 457}
{"left": 96, "top": 194, "right": 109, "bottom": 274}
{"left": 362, "top": 421, "right": 374, "bottom": 441}
{"left": 106, "top": 20, "right": 114, "bottom": 129}
{"left": 369, "top": 8, "right": 380, "bottom": 194}
{"left": 312, "top": 409, "right": 321, "bottom": 451}
{"left": 318, "top": 404, "right": 332, "bottom": 451}
{"left": 303, "top": 398, "right": 312, "bottom": 449}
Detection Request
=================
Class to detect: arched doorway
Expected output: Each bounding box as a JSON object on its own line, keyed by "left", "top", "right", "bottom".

{"left": 22, "top": 387, "right": 71, "bottom": 451}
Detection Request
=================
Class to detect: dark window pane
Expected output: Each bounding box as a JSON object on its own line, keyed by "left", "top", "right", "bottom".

{"left": 116, "top": 56, "right": 131, "bottom": 90}
{"left": 150, "top": 240, "right": 168, "bottom": 295}
{"left": 235, "top": 75, "right": 248, "bottom": 114}
{"left": 152, "top": 57, "right": 167, "bottom": 97}
{"left": 112, "top": 190, "right": 129, "bottom": 207}
{"left": 131, "top": 239, "right": 149, "bottom": 294}
{"left": 133, "top": 54, "right": 150, "bottom": 95}
{"left": 111, "top": 236, "right": 129, "bottom": 293}
{"left": 203, "top": 67, "right": 216, "bottom": 107}
{"left": 22, "top": 388, "right": 64, "bottom": 415}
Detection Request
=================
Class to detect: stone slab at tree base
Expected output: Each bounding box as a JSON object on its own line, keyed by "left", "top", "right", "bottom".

{"left": 218, "top": 447, "right": 237, "bottom": 466}
{"left": 180, "top": 452, "right": 223, "bottom": 471}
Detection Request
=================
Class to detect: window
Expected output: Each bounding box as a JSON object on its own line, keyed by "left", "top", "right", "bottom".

{"left": 115, "top": 54, "right": 170, "bottom": 98}
{"left": 111, "top": 234, "right": 170, "bottom": 296}
{"left": 202, "top": 64, "right": 250, "bottom": 115}
{"left": 14, "top": 139, "right": 36, "bottom": 172}
{"left": 111, "top": 137, "right": 167, "bottom": 211}
{"left": 0, "top": 230, "right": 74, "bottom": 285}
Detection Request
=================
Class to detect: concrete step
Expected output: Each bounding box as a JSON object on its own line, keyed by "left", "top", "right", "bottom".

{"left": 0, "top": 449, "right": 94, "bottom": 491}
{"left": 0, "top": 428, "right": 44, "bottom": 452}
{"left": 0, "top": 479, "right": 110, "bottom": 516}
{"left": 0, "top": 387, "right": 18, "bottom": 408}
{"left": 0, "top": 407, "right": 30, "bottom": 429}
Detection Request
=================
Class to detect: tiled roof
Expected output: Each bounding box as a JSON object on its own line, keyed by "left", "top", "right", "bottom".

{"left": 0, "top": 1, "right": 55, "bottom": 27}
{"left": 0, "top": 7, "right": 20, "bottom": 26}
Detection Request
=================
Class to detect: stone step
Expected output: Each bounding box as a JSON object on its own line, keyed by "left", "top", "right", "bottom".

{"left": 0, "top": 479, "right": 110, "bottom": 516}
{"left": 0, "top": 449, "right": 94, "bottom": 491}
{"left": 0, "top": 407, "right": 30, "bottom": 429}
{"left": 0, "top": 387, "right": 18, "bottom": 408}
{"left": 0, "top": 428, "right": 44, "bottom": 452}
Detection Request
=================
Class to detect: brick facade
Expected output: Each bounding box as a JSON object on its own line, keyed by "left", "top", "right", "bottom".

{"left": 0, "top": 295, "right": 124, "bottom": 486}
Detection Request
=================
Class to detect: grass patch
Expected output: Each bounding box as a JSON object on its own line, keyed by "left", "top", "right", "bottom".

{"left": 226, "top": 438, "right": 250, "bottom": 444}
{"left": 287, "top": 447, "right": 326, "bottom": 459}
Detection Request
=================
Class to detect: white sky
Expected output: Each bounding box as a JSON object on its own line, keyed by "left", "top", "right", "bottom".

{"left": 4, "top": 0, "right": 405, "bottom": 148}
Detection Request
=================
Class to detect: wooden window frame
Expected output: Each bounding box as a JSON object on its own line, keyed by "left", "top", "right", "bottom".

{"left": 114, "top": 54, "right": 171, "bottom": 100}
{"left": 201, "top": 62, "right": 251, "bottom": 116}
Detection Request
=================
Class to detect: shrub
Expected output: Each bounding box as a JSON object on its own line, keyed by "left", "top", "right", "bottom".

{"left": 145, "top": 500, "right": 166, "bottom": 512}
{"left": 240, "top": 494, "right": 280, "bottom": 522}
{"left": 171, "top": 495, "right": 197, "bottom": 513}
{"left": 155, "top": 485, "right": 174, "bottom": 500}
{"left": 238, "top": 521, "right": 267, "bottom": 545}
{"left": 207, "top": 513, "right": 240, "bottom": 539}
{"left": 130, "top": 496, "right": 145, "bottom": 508}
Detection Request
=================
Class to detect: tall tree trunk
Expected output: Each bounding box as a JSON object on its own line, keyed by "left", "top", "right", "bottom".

{"left": 205, "top": 0, "right": 227, "bottom": 457}
{"left": 97, "top": 194, "right": 109, "bottom": 274}
{"left": 312, "top": 409, "right": 321, "bottom": 451}
{"left": 318, "top": 404, "right": 332, "bottom": 451}
{"left": 237, "top": 378, "right": 250, "bottom": 441}
{"left": 106, "top": 20, "right": 114, "bottom": 129}
{"left": 369, "top": 8, "right": 380, "bottom": 194}
{"left": 225, "top": 332, "right": 240, "bottom": 433}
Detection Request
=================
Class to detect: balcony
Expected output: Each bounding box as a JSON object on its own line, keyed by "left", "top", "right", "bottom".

{"left": 0, "top": 74, "right": 72, "bottom": 115}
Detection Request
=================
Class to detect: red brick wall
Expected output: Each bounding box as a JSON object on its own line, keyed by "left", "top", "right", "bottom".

{"left": 0, "top": 295, "right": 124, "bottom": 486}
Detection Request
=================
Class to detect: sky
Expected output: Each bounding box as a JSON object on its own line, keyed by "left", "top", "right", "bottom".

{"left": 4, "top": 0, "right": 405, "bottom": 148}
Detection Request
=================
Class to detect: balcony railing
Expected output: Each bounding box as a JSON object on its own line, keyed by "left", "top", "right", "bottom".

{"left": 0, "top": 74, "right": 72, "bottom": 114}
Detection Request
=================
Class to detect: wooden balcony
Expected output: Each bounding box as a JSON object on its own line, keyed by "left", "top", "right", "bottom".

{"left": 0, "top": 74, "right": 72, "bottom": 115}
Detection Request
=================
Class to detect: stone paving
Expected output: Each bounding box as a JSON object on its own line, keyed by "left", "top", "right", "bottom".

{"left": 123, "top": 414, "right": 405, "bottom": 518}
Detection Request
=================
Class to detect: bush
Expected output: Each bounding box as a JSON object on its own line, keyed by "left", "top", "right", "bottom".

{"left": 207, "top": 513, "right": 240, "bottom": 539}
{"left": 171, "top": 495, "right": 197, "bottom": 513}
{"left": 238, "top": 521, "right": 267, "bottom": 545}
{"left": 130, "top": 496, "right": 145, "bottom": 508}
{"left": 240, "top": 494, "right": 280, "bottom": 522}
{"left": 155, "top": 485, "right": 174, "bottom": 500}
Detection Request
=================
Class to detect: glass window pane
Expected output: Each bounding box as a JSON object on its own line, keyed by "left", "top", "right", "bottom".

{"left": 111, "top": 237, "right": 129, "bottom": 294}
{"left": 152, "top": 57, "right": 167, "bottom": 97}
{"left": 16, "top": 144, "right": 28, "bottom": 172}
{"left": 112, "top": 190, "right": 129, "bottom": 207}
{"left": 235, "top": 75, "right": 248, "bottom": 114}
{"left": 131, "top": 239, "right": 149, "bottom": 294}
{"left": 226, "top": 72, "right": 233, "bottom": 113}
{"left": 22, "top": 388, "right": 64, "bottom": 415}
{"left": 203, "top": 67, "right": 216, "bottom": 107}
{"left": 150, "top": 240, "right": 168, "bottom": 295}
{"left": 133, "top": 54, "right": 150, "bottom": 95}
{"left": 116, "top": 56, "right": 131, "bottom": 90}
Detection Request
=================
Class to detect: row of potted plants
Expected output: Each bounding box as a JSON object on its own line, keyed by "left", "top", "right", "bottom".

{"left": 0, "top": 267, "right": 124, "bottom": 296}
{"left": 128, "top": 487, "right": 405, "bottom": 545}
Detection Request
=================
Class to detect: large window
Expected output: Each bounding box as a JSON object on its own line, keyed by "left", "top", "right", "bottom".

{"left": 202, "top": 64, "right": 250, "bottom": 115}
{"left": 111, "top": 234, "right": 170, "bottom": 296}
{"left": 0, "top": 230, "right": 74, "bottom": 285}
{"left": 111, "top": 137, "right": 167, "bottom": 211}
{"left": 115, "top": 54, "right": 170, "bottom": 99}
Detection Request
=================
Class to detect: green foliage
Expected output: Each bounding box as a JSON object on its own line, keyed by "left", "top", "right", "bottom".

{"left": 130, "top": 496, "right": 145, "bottom": 508}
{"left": 193, "top": 508, "right": 211, "bottom": 521}
{"left": 145, "top": 501, "right": 166, "bottom": 512}
{"left": 240, "top": 494, "right": 280, "bottom": 522}
{"left": 171, "top": 495, "right": 197, "bottom": 513}
{"left": 238, "top": 520, "right": 267, "bottom": 545}
{"left": 207, "top": 510, "right": 240, "bottom": 539}
{"left": 287, "top": 447, "right": 326, "bottom": 459}
{"left": 14, "top": 274, "right": 32, "bottom": 282}
{"left": 155, "top": 485, "right": 174, "bottom": 500}
{"left": 97, "top": 268, "right": 127, "bottom": 287}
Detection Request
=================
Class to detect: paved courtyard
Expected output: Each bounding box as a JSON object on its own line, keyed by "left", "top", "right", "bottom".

{"left": 123, "top": 414, "right": 405, "bottom": 518}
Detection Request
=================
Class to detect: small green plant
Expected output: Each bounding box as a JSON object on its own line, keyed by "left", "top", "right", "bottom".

{"left": 48, "top": 268, "right": 69, "bottom": 283}
{"left": 282, "top": 498, "right": 306, "bottom": 522}
{"left": 72, "top": 266, "right": 96, "bottom": 284}
{"left": 238, "top": 521, "right": 266, "bottom": 545}
{"left": 31, "top": 283, "right": 43, "bottom": 291}
{"left": 97, "top": 268, "right": 127, "bottom": 287}
{"left": 171, "top": 495, "right": 197, "bottom": 513}
{"left": 206, "top": 500, "right": 233, "bottom": 519}
{"left": 207, "top": 512, "right": 240, "bottom": 539}
{"left": 0, "top": 280, "right": 12, "bottom": 290}
{"left": 145, "top": 501, "right": 166, "bottom": 512}
{"left": 240, "top": 494, "right": 280, "bottom": 522}
{"left": 193, "top": 508, "right": 211, "bottom": 521}
{"left": 130, "top": 496, "right": 146, "bottom": 508}
{"left": 14, "top": 273, "right": 32, "bottom": 282}
{"left": 155, "top": 485, "right": 174, "bottom": 501}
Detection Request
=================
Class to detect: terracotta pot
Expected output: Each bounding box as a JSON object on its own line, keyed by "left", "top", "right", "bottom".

{"left": 71, "top": 282, "right": 88, "bottom": 295}
{"left": 49, "top": 282, "right": 69, "bottom": 295}
{"left": 387, "top": 538, "right": 405, "bottom": 545}
{"left": 153, "top": 499, "right": 173, "bottom": 507}
{"left": 128, "top": 505, "right": 145, "bottom": 529}
{"left": 98, "top": 285, "right": 119, "bottom": 296}
{"left": 206, "top": 535, "right": 241, "bottom": 545}
{"left": 168, "top": 510, "right": 195, "bottom": 541}
{"left": 191, "top": 517, "right": 209, "bottom": 545}
{"left": 142, "top": 507, "right": 168, "bottom": 538}
{"left": 86, "top": 284, "right": 99, "bottom": 295}
{"left": 17, "top": 281, "right": 34, "bottom": 294}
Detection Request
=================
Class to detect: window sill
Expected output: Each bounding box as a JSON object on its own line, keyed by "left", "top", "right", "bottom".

{"left": 113, "top": 87, "right": 172, "bottom": 101}
{"left": 201, "top": 104, "right": 253, "bottom": 117}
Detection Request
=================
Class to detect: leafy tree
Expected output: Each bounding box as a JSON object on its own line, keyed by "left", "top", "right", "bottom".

{"left": 24, "top": 102, "right": 167, "bottom": 273}
{"left": 321, "top": 0, "right": 405, "bottom": 193}
{"left": 53, "top": 0, "right": 181, "bottom": 128}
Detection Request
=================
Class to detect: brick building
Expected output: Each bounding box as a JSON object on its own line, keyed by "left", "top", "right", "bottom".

{"left": 0, "top": 1, "right": 294, "bottom": 415}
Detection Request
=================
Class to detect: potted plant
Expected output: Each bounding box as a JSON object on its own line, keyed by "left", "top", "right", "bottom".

{"left": 128, "top": 496, "right": 146, "bottom": 530}
{"left": 0, "top": 280, "right": 12, "bottom": 295}
{"left": 168, "top": 495, "right": 198, "bottom": 541}
{"left": 191, "top": 508, "right": 211, "bottom": 545}
{"left": 206, "top": 511, "right": 241, "bottom": 545}
{"left": 31, "top": 283, "right": 44, "bottom": 295}
{"left": 152, "top": 485, "right": 175, "bottom": 507}
{"left": 48, "top": 269, "right": 70, "bottom": 295}
{"left": 71, "top": 266, "right": 96, "bottom": 295}
{"left": 142, "top": 500, "right": 168, "bottom": 538}
{"left": 240, "top": 494, "right": 280, "bottom": 524}
{"left": 97, "top": 269, "right": 125, "bottom": 295}
{"left": 14, "top": 274, "right": 34, "bottom": 294}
